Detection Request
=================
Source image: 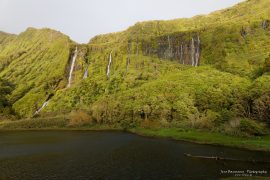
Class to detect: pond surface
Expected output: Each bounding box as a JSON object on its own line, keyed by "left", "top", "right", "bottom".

{"left": 0, "top": 131, "right": 269, "bottom": 179}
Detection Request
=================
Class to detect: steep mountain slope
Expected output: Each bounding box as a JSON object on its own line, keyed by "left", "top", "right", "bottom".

{"left": 89, "top": 0, "right": 270, "bottom": 77}
{"left": 40, "top": 0, "right": 270, "bottom": 132}
{"left": 0, "top": 31, "right": 16, "bottom": 45}
{"left": 0, "top": 28, "right": 74, "bottom": 117}
{"left": 0, "top": 0, "right": 269, "bottom": 135}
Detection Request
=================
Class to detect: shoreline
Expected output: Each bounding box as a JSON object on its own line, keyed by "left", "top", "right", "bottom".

{"left": 128, "top": 128, "right": 270, "bottom": 152}
{"left": 1, "top": 126, "right": 270, "bottom": 152}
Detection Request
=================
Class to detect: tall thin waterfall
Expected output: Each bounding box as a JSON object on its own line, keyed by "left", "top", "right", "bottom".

{"left": 136, "top": 40, "right": 139, "bottom": 55}
{"left": 168, "top": 36, "right": 171, "bottom": 52}
{"left": 35, "top": 100, "right": 49, "bottom": 115}
{"left": 106, "top": 51, "right": 112, "bottom": 77}
{"left": 83, "top": 68, "right": 88, "bottom": 79}
{"left": 168, "top": 36, "right": 173, "bottom": 58}
{"left": 191, "top": 38, "right": 195, "bottom": 66}
{"left": 180, "top": 44, "right": 184, "bottom": 64}
{"left": 67, "top": 47, "right": 78, "bottom": 88}
{"left": 195, "top": 36, "right": 200, "bottom": 67}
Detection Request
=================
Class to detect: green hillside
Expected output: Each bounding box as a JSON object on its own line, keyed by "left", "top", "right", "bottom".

{"left": 0, "top": 0, "right": 269, "bottom": 137}
{"left": 0, "top": 28, "right": 74, "bottom": 117}
{"left": 89, "top": 0, "right": 270, "bottom": 77}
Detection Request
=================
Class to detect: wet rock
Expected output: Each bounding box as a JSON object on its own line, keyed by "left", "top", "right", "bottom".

{"left": 262, "top": 20, "right": 270, "bottom": 29}
{"left": 155, "top": 33, "right": 200, "bottom": 66}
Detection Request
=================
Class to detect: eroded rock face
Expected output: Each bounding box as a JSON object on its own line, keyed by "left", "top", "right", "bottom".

{"left": 140, "top": 33, "right": 201, "bottom": 66}
{"left": 262, "top": 20, "right": 270, "bottom": 29}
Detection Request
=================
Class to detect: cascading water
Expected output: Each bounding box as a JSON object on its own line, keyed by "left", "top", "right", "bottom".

{"left": 180, "top": 44, "right": 184, "bottom": 64}
{"left": 83, "top": 68, "right": 88, "bottom": 79}
{"left": 195, "top": 36, "right": 200, "bottom": 67}
{"left": 168, "top": 36, "right": 173, "bottom": 58}
{"left": 67, "top": 47, "right": 78, "bottom": 88}
{"left": 106, "top": 51, "right": 112, "bottom": 77}
{"left": 34, "top": 94, "right": 54, "bottom": 115}
{"left": 34, "top": 100, "right": 49, "bottom": 115}
{"left": 189, "top": 36, "right": 200, "bottom": 67}
{"left": 147, "top": 34, "right": 201, "bottom": 67}
{"left": 168, "top": 36, "right": 171, "bottom": 53}
{"left": 191, "top": 38, "right": 195, "bottom": 66}
{"left": 136, "top": 40, "right": 139, "bottom": 55}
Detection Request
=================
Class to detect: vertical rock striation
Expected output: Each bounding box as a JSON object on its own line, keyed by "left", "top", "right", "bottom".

{"left": 262, "top": 20, "right": 269, "bottom": 29}
{"left": 141, "top": 33, "right": 201, "bottom": 66}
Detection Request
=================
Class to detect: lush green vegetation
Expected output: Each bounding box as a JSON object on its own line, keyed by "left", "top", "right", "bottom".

{"left": 0, "top": 0, "right": 270, "bottom": 147}
{"left": 130, "top": 128, "right": 270, "bottom": 151}
{"left": 0, "top": 78, "right": 14, "bottom": 118}
{"left": 0, "top": 116, "right": 269, "bottom": 151}
{"left": 0, "top": 116, "right": 68, "bottom": 129}
{"left": 0, "top": 28, "right": 74, "bottom": 117}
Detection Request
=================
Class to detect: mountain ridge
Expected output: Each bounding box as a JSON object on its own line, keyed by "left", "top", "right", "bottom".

{"left": 0, "top": 0, "right": 269, "bottom": 136}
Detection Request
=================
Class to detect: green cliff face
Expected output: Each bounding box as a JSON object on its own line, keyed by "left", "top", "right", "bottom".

{"left": 0, "top": 28, "right": 74, "bottom": 117}
{"left": 0, "top": 0, "right": 269, "bottom": 134}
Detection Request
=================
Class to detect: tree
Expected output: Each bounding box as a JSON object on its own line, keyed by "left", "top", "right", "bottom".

{"left": 264, "top": 54, "right": 270, "bottom": 73}
{"left": 0, "top": 78, "right": 14, "bottom": 114}
{"left": 253, "top": 92, "right": 270, "bottom": 124}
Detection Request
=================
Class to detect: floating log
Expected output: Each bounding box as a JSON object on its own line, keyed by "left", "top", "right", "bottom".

{"left": 184, "top": 153, "right": 270, "bottom": 163}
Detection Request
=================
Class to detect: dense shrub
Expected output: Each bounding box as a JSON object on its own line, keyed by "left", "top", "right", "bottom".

{"left": 250, "top": 75, "right": 270, "bottom": 124}
{"left": 216, "top": 109, "right": 235, "bottom": 124}
{"left": 264, "top": 54, "right": 270, "bottom": 73}
{"left": 238, "top": 119, "right": 265, "bottom": 136}
{"left": 68, "top": 110, "right": 93, "bottom": 126}
{"left": 253, "top": 92, "right": 270, "bottom": 123}
{"left": 88, "top": 67, "right": 251, "bottom": 130}
{"left": 0, "top": 117, "right": 68, "bottom": 129}
{"left": 0, "top": 78, "right": 14, "bottom": 115}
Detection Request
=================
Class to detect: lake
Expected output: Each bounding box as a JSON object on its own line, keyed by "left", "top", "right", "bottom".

{"left": 0, "top": 131, "right": 269, "bottom": 179}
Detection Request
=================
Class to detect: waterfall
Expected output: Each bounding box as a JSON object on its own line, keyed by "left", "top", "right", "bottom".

{"left": 126, "top": 58, "right": 130, "bottom": 72}
{"left": 136, "top": 39, "right": 139, "bottom": 55}
{"left": 262, "top": 20, "right": 269, "bottom": 29}
{"left": 168, "top": 35, "right": 173, "bottom": 58}
{"left": 191, "top": 38, "right": 195, "bottom": 66}
{"left": 35, "top": 100, "right": 49, "bottom": 115}
{"left": 180, "top": 44, "right": 184, "bottom": 64}
{"left": 168, "top": 36, "right": 171, "bottom": 51}
{"left": 177, "top": 46, "right": 180, "bottom": 63}
{"left": 106, "top": 51, "right": 112, "bottom": 77}
{"left": 67, "top": 47, "right": 78, "bottom": 88}
{"left": 83, "top": 68, "right": 88, "bottom": 79}
{"left": 127, "top": 41, "right": 131, "bottom": 71}
{"left": 195, "top": 36, "right": 200, "bottom": 67}
{"left": 262, "top": 20, "right": 267, "bottom": 29}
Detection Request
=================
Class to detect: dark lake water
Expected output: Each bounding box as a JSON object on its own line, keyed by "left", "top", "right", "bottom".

{"left": 0, "top": 131, "right": 269, "bottom": 179}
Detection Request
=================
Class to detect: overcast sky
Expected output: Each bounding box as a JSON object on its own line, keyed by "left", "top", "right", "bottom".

{"left": 0, "top": 0, "right": 244, "bottom": 43}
